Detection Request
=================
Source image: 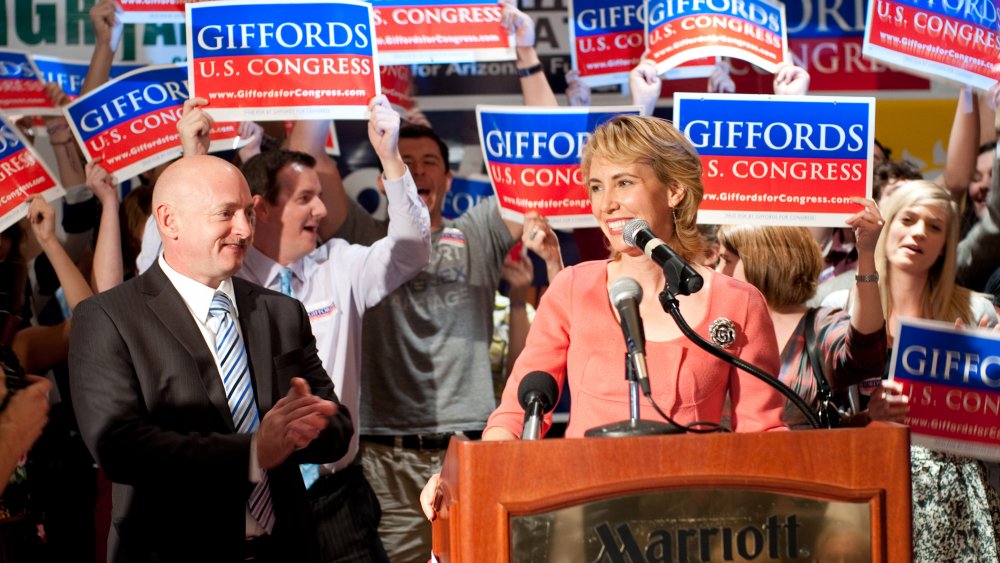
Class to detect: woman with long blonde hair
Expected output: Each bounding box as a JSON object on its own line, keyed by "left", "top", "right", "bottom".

{"left": 825, "top": 180, "right": 1000, "bottom": 561}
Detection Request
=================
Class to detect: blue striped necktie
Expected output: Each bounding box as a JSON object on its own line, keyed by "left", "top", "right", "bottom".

{"left": 208, "top": 291, "right": 275, "bottom": 533}
{"left": 277, "top": 268, "right": 320, "bottom": 490}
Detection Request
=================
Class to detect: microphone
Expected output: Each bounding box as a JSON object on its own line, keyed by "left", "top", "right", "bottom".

{"left": 609, "top": 277, "right": 651, "bottom": 395}
{"left": 622, "top": 219, "right": 704, "bottom": 296}
{"left": 518, "top": 371, "right": 559, "bottom": 440}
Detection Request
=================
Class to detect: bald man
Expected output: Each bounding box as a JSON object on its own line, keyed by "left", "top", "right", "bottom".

{"left": 69, "top": 155, "right": 353, "bottom": 563}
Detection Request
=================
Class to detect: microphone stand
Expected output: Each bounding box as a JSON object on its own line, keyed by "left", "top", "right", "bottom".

{"left": 657, "top": 286, "right": 823, "bottom": 429}
{"left": 584, "top": 352, "right": 682, "bottom": 437}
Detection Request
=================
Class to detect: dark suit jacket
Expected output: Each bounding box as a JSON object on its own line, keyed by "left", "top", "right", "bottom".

{"left": 69, "top": 263, "right": 353, "bottom": 563}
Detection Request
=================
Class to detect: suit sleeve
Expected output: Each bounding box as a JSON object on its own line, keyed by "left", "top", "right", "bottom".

{"left": 69, "top": 297, "right": 252, "bottom": 488}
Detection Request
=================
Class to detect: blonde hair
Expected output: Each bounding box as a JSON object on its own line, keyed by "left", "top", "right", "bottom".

{"left": 876, "top": 180, "right": 972, "bottom": 324}
{"left": 716, "top": 225, "right": 823, "bottom": 308}
{"left": 581, "top": 115, "right": 704, "bottom": 261}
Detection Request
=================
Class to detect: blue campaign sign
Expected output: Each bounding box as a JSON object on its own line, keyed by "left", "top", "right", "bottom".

{"left": 190, "top": 1, "right": 374, "bottom": 59}
{"left": 647, "top": 0, "right": 783, "bottom": 32}
{"left": 893, "top": 320, "right": 1000, "bottom": 394}
{"left": 32, "top": 57, "right": 147, "bottom": 98}
{"left": 479, "top": 108, "right": 638, "bottom": 166}
{"left": 0, "top": 120, "right": 25, "bottom": 160}
{"left": 65, "top": 65, "right": 188, "bottom": 141}
{"left": 674, "top": 94, "right": 872, "bottom": 160}
{"left": 572, "top": 0, "right": 645, "bottom": 36}
{"left": 443, "top": 175, "right": 493, "bottom": 219}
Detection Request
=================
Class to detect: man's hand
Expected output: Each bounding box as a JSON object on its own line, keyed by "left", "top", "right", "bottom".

{"left": 177, "top": 97, "right": 213, "bottom": 157}
{"left": 368, "top": 95, "right": 405, "bottom": 180}
{"left": 256, "top": 378, "right": 337, "bottom": 470}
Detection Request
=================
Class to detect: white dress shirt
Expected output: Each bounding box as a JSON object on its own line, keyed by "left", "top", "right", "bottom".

{"left": 238, "top": 168, "right": 430, "bottom": 473}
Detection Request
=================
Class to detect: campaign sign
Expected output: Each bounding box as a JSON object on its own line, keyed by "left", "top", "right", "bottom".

{"left": 444, "top": 174, "right": 493, "bottom": 219}
{"left": 372, "top": 0, "right": 514, "bottom": 65}
{"left": 477, "top": 105, "right": 640, "bottom": 228}
{"left": 739, "top": 0, "right": 929, "bottom": 92}
{"left": 64, "top": 64, "right": 245, "bottom": 181}
{"left": 0, "top": 116, "right": 64, "bottom": 232}
{"left": 673, "top": 93, "right": 874, "bottom": 228}
{"left": 863, "top": 0, "right": 1000, "bottom": 90}
{"left": 569, "top": 0, "right": 645, "bottom": 87}
{"left": 116, "top": 0, "right": 186, "bottom": 23}
{"left": 187, "top": 0, "right": 380, "bottom": 122}
{"left": 381, "top": 65, "right": 416, "bottom": 113}
{"left": 32, "top": 56, "right": 147, "bottom": 100}
{"left": 646, "top": 0, "right": 788, "bottom": 75}
{"left": 889, "top": 318, "right": 1000, "bottom": 462}
{"left": 0, "top": 50, "right": 59, "bottom": 116}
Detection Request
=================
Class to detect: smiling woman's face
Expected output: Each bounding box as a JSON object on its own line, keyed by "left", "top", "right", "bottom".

{"left": 884, "top": 203, "right": 949, "bottom": 275}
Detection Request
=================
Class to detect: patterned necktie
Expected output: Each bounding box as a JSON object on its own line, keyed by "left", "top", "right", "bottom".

{"left": 208, "top": 291, "right": 275, "bottom": 533}
{"left": 279, "top": 267, "right": 294, "bottom": 298}
{"left": 277, "top": 268, "right": 320, "bottom": 490}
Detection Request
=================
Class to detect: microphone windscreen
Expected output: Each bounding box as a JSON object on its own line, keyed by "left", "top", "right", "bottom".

{"left": 609, "top": 276, "right": 643, "bottom": 308}
{"left": 622, "top": 219, "right": 650, "bottom": 248}
{"left": 517, "top": 371, "right": 559, "bottom": 412}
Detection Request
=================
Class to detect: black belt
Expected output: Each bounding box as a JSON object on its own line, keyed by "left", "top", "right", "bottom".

{"left": 362, "top": 431, "right": 481, "bottom": 451}
{"left": 244, "top": 533, "right": 275, "bottom": 561}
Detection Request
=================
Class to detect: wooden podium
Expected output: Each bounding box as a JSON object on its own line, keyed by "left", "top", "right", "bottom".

{"left": 432, "top": 424, "right": 911, "bottom": 562}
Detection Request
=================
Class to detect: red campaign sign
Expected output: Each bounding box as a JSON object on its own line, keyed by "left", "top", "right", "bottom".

{"left": 570, "top": 0, "right": 645, "bottom": 85}
{"left": 724, "top": 38, "right": 930, "bottom": 92}
{"left": 84, "top": 112, "right": 241, "bottom": 179}
{"left": 646, "top": 0, "right": 788, "bottom": 74}
{"left": 0, "top": 50, "right": 59, "bottom": 116}
{"left": 381, "top": 65, "right": 416, "bottom": 112}
{"left": 116, "top": 0, "right": 186, "bottom": 23}
{"left": 0, "top": 117, "right": 63, "bottom": 232}
{"left": 674, "top": 93, "right": 874, "bottom": 228}
{"left": 64, "top": 65, "right": 244, "bottom": 181}
{"left": 373, "top": 1, "right": 513, "bottom": 64}
{"left": 574, "top": 30, "right": 645, "bottom": 85}
{"left": 890, "top": 319, "right": 1000, "bottom": 461}
{"left": 864, "top": 0, "right": 1000, "bottom": 90}
{"left": 187, "top": 0, "right": 379, "bottom": 122}
{"left": 477, "top": 106, "right": 640, "bottom": 229}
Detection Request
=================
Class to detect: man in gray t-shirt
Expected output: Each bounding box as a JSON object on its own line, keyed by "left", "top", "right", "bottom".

{"left": 334, "top": 124, "right": 521, "bottom": 561}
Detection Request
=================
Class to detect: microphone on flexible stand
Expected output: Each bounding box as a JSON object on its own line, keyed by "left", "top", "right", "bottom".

{"left": 584, "top": 277, "right": 679, "bottom": 437}
{"left": 622, "top": 219, "right": 703, "bottom": 297}
{"left": 608, "top": 277, "right": 651, "bottom": 396}
{"left": 518, "top": 371, "right": 559, "bottom": 440}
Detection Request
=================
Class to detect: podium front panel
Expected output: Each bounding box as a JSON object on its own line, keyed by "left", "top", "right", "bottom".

{"left": 509, "top": 488, "right": 871, "bottom": 562}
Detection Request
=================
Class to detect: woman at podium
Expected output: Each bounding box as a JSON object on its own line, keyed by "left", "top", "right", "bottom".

{"left": 483, "top": 115, "right": 787, "bottom": 440}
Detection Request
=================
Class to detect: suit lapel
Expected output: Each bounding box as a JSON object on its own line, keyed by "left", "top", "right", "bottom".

{"left": 142, "top": 263, "right": 236, "bottom": 432}
{"left": 234, "top": 279, "right": 275, "bottom": 413}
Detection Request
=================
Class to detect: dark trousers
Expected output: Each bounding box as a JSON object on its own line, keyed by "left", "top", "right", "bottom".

{"left": 307, "top": 464, "right": 389, "bottom": 563}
